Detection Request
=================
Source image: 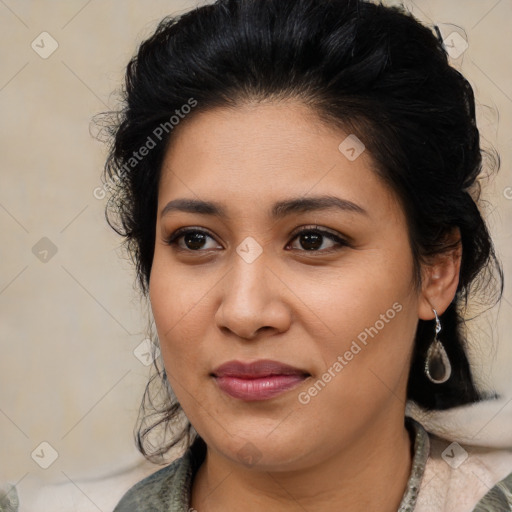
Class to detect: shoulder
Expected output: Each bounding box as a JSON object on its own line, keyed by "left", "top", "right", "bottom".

{"left": 112, "top": 458, "right": 182, "bottom": 512}
{"left": 473, "top": 470, "right": 512, "bottom": 511}
{"left": 415, "top": 432, "right": 512, "bottom": 511}
{"left": 113, "top": 436, "right": 206, "bottom": 512}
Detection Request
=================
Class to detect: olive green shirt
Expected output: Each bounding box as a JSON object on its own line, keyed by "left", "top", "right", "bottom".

{"left": 113, "top": 418, "right": 512, "bottom": 511}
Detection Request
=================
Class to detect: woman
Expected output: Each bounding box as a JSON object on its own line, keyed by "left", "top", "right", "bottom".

{"left": 100, "top": 0, "right": 512, "bottom": 510}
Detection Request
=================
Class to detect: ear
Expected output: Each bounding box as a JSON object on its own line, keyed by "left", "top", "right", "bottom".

{"left": 418, "top": 228, "right": 462, "bottom": 321}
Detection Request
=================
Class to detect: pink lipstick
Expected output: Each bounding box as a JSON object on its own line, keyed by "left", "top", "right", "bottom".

{"left": 212, "top": 360, "right": 309, "bottom": 401}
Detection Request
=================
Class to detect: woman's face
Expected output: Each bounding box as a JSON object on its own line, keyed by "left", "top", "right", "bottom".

{"left": 150, "top": 100, "right": 422, "bottom": 470}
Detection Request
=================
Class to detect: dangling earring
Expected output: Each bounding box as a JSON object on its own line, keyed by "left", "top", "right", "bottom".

{"left": 424, "top": 308, "right": 452, "bottom": 384}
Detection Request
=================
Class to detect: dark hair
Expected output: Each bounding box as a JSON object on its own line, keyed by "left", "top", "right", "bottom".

{"left": 97, "top": 0, "right": 503, "bottom": 463}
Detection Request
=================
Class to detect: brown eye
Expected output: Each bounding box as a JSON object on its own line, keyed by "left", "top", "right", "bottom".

{"left": 165, "top": 228, "right": 221, "bottom": 251}
{"left": 287, "top": 227, "right": 348, "bottom": 252}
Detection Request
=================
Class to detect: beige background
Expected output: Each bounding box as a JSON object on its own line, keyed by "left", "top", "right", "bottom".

{"left": 0, "top": 0, "right": 511, "bottom": 510}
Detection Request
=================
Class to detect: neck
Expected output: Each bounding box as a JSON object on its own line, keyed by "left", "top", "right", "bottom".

{"left": 191, "top": 413, "right": 413, "bottom": 512}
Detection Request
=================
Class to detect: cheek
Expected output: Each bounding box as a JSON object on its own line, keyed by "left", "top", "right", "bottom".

{"left": 150, "top": 248, "right": 209, "bottom": 328}
{"left": 293, "top": 276, "right": 417, "bottom": 438}
{"left": 294, "top": 250, "right": 418, "bottom": 401}
{"left": 295, "top": 248, "right": 415, "bottom": 344}
{"left": 149, "top": 265, "right": 227, "bottom": 437}
{"left": 149, "top": 256, "right": 216, "bottom": 379}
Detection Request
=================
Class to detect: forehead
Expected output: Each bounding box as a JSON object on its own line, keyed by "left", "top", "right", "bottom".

{"left": 157, "top": 101, "right": 399, "bottom": 220}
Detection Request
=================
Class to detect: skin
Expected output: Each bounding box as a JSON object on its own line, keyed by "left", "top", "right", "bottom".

{"left": 149, "top": 100, "right": 461, "bottom": 511}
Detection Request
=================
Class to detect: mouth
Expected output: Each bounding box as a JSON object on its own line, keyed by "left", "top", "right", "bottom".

{"left": 211, "top": 359, "right": 310, "bottom": 401}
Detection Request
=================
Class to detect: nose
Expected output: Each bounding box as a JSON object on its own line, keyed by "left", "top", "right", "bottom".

{"left": 215, "top": 251, "right": 292, "bottom": 341}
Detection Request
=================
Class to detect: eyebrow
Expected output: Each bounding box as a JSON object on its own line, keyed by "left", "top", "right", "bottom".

{"left": 160, "top": 195, "right": 368, "bottom": 220}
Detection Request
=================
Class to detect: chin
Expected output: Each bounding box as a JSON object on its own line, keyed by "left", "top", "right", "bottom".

{"left": 202, "top": 421, "right": 318, "bottom": 471}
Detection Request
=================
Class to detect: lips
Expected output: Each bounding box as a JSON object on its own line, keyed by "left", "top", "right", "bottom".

{"left": 212, "top": 360, "right": 310, "bottom": 401}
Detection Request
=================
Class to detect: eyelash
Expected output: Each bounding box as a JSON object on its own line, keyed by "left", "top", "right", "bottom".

{"left": 164, "top": 225, "right": 349, "bottom": 254}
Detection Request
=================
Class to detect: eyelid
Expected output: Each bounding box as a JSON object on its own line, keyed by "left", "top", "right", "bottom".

{"left": 166, "top": 226, "right": 216, "bottom": 241}
{"left": 288, "top": 224, "right": 346, "bottom": 240}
